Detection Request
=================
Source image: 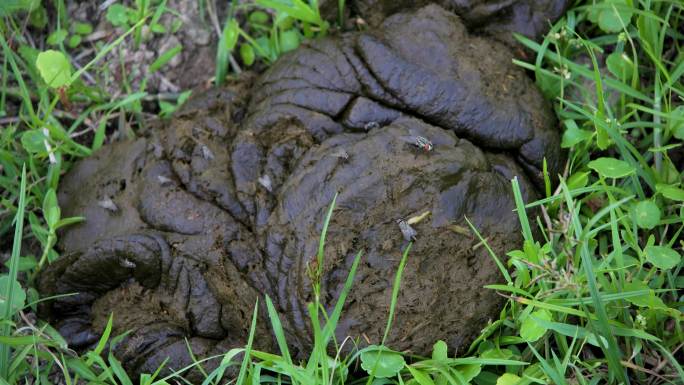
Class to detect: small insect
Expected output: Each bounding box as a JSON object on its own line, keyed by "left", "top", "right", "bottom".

{"left": 119, "top": 257, "right": 136, "bottom": 269}
{"left": 97, "top": 197, "right": 118, "bottom": 212}
{"left": 330, "top": 148, "right": 349, "bottom": 161}
{"left": 400, "top": 135, "right": 434, "bottom": 152}
{"left": 200, "top": 144, "right": 215, "bottom": 160}
{"left": 157, "top": 175, "right": 173, "bottom": 186}
{"left": 258, "top": 174, "right": 273, "bottom": 193}
{"left": 364, "top": 121, "right": 380, "bottom": 131}
{"left": 396, "top": 218, "right": 418, "bottom": 242}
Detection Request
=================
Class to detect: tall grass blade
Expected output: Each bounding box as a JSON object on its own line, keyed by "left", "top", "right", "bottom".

{"left": 560, "top": 180, "right": 629, "bottom": 384}
{"left": 382, "top": 242, "right": 411, "bottom": 344}
{"left": 465, "top": 217, "right": 512, "bottom": 284}
{"left": 0, "top": 165, "right": 27, "bottom": 380}
{"left": 236, "top": 300, "right": 259, "bottom": 385}
{"left": 318, "top": 192, "right": 338, "bottom": 267}
{"left": 264, "top": 295, "right": 293, "bottom": 367}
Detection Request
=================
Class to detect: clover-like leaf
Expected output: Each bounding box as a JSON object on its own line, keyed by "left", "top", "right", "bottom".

{"left": 497, "top": 373, "right": 522, "bottom": 385}
{"left": 106, "top": 4, "right": 130, "bottom": 27}
{"left": 36, "top": 50, "right": 72, "bottom": 88}
{"left": 43, "top": 188, "right": 61, "bottom": 229}
{"left": 222, "top": 19, "right": 239, "bottom": 52}
{"left": 360, "top": 347, "right": 405, "bottom": 378}
{"left": 587, "top": 157, "right": 635, "bottom": 178}
{"left": 624, "top": 281, "right": 666, "bottom": 309}
{"left": 67, "top": 35, "right": 82, "bottom": 48}
{"left": 561, "top": 120, "right": 593, "bottom": 148}
{"left": 598, "top": 0, "right": 633, "bottom": 33}
{"left": 520, "top": 309, "right": 552, "bottom": 342}
{"left": 455, "top": 364, "right": 481, "bottom": 383}
{"left": 0, "top": 275, "right": 26, "bottom": 317}
{"left": 20, "top": 129, "right": 48, "bottom": 153}
{"left": 634, "top": 200, "right": 660, "bottom": 230}
{"left": 248, "top": 10, "right": 270, "bottom": 25}
{"left": 73, "top": 22, "right": 93, "bottom": 35}
{"left": 240, "top": 44, "right": 255, "bottom": 67}
{"left": 279, "top": 29, "right": 300, "bottom": 53}
{"left": 567, "top": 171, "right": 590, "bottom": 190}
{"left": 46, "top": 29, "right": 67, "bottom": 46}
{"left": 644, "top": 245, "right": 681, "bottom": 270}
{"left": 606, "top": 51, "right": 634, "bottom": 80}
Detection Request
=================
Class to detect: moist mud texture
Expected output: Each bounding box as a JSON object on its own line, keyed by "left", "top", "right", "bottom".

{"left": 347, "top": 0, "right": 569, "bottom": 49}
{"left": 39, "top": 4, "right": 562, "bottom": 379}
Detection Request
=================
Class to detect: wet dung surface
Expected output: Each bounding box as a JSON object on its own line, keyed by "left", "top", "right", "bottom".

{"left": 39, "top": 4, "right": 563, "bottom": 379}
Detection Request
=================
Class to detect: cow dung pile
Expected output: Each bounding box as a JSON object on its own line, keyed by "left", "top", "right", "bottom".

{"left": 38, "top": 2, "right": 565, "bottom": 378}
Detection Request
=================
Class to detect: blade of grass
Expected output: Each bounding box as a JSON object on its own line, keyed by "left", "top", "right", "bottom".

{"left": 465, "top": 217, "right": 512, "bottom": 285}
{"left": 0, "top": 165, "right": 27, "bottom": 380}
{"left": 236, "top": 300, "right": 259, "bottom": 385}
{"left": 560, "top": 180, "right": 629, "bottom": 384}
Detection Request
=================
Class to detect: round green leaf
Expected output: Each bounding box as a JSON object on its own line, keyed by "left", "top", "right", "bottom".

{"left": 624, "top": 281, "right": 666, "bottom": 309}
{"left": 598, "top": 0, "right": 633, "bottom": 33}
{"left": 279, "top": 30, "right": 300, "bottom": 53}
{"left": 29, "top": 5, "right": 48, "bottom": 29}
{"left": 240, "top": 44, "right": 255, "bottom": 67}
{"left": 455, "top": 364, "right": 482, "bottom": 383}
{"left": 360, "top": 348, "right": 405, "bottom": 378}
{"left": 248, "top": 11, "right": 269, "bottom": 25}
{"left": 36, "top": 50, "right": 72, "bottom": 88}
{"left": 73, "top": 22, "right": 93, "bottom": 35}
{"left": 496, "top": 373, "right": 522, "bottom": 385}
{"left": 150, "top": 23, "right": 167, "bottom": 34}
{"left": 587, "top": 157, "right": 635, "bottom": 178}
{"left": 222, "top": 19, "right": 239, "bottom": 52}
{"left": 276, "top": 14, "right": 295, "bottom": 30}
{"left": 0, "top": 275, "right": 26, "bottom": 316}
{"left": 520, "top": 309, "right": 551, "bottom": 342}
{"left": 20, "top": 129, "right": 48, "bottom": 153}
{"left": 644, "top": 245, "right": 681, "bottom": 270}
{"left": 254, "top": 36, "right": 273, "bottom": 59}
{"left": 634, "top": 201, "right": 660, "bottom": 230}
{"left": 106, "top": 4, "right": 129, "bottom": 27}
{"left": 67, "top": 34, "right": 81, "bottom": 48}
{"left": 43, "top": 189, "right": 60, "bottom": 228}
{"left": 606, "top": 51, "right": 634, "bottom": 80}
{"left": 46, "top": 29, "right": 67, "bottom": 46}
{"left": 561, "top": 120, "right": 593, "bottom": 148}
{"left": 480, "top": 348, "right": 513, "bottom": 359}
{"left": 567, "top": 171, "right": 590, "bottom": 190}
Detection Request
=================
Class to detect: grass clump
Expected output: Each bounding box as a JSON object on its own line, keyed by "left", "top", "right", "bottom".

{"left": 0, "top": 2, "right": 192, "bottom": 382}
{"left": 485, "top": 1, "right": 684, "bottom": 383}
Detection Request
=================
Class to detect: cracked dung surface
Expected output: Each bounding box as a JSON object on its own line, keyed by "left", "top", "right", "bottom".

{"left": 39, "top": 4, "right": 563, "bottom": 379}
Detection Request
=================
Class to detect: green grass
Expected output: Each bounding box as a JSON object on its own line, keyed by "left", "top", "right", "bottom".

{"left": 1, "top": 0, "right": 683, "bottom": 384}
